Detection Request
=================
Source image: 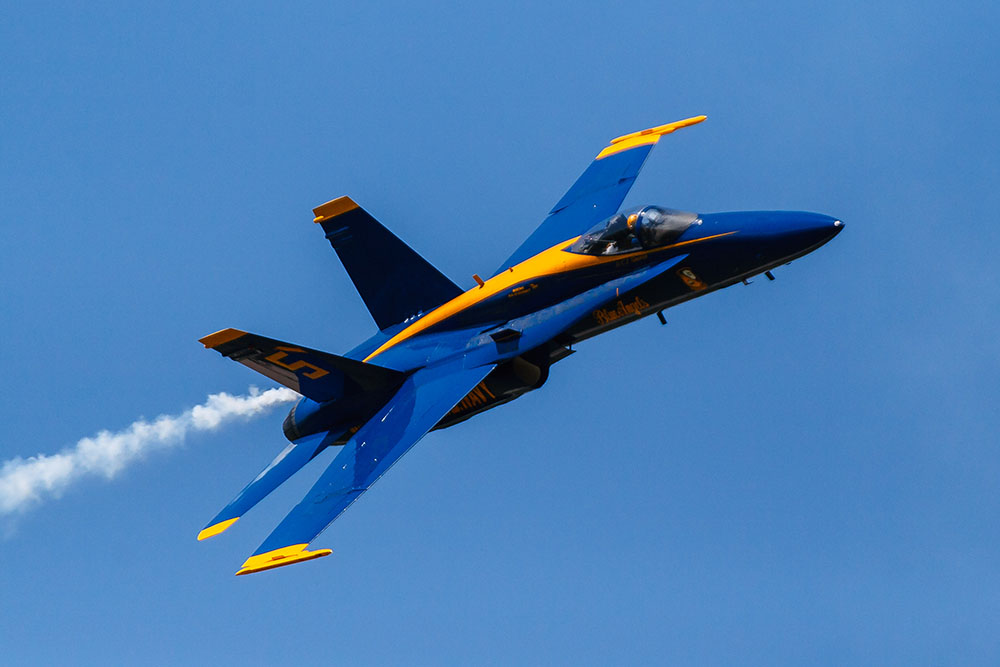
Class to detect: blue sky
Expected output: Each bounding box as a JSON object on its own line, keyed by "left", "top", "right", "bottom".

{"left": 2, "top": 1, "right": 998, "bottom": 664}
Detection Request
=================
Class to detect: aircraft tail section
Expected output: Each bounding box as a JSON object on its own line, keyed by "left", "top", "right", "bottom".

{"left": 199, "top": 328, "right": 406, "bottom": 403}
{"left": 313, "top": 196, "right": 464, "bottom": 330}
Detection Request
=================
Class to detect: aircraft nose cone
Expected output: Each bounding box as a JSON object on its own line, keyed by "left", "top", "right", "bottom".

{"left": 767, "top": 211, "right": 843, "bottom": 247}
{"left": 692, "top": 209, "right": 843, "bottom": 272}
{"left": 763, "top": 212, "right": 844, "bottom": 264}
{"left": 697, "top": 210, "right": 844, "bottom": 261}
{"left": 807, "top": 214, "right": 844, "bottom": 247}
{"left": 800, "top": 212, "right": 843, "bottom": 237}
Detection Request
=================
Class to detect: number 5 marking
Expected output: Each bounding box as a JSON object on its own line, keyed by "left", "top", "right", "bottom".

{"left": 265, "top": 346, "right": 330, "bottom": 379}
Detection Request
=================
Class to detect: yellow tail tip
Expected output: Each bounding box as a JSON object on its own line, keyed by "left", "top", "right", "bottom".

{"left": 312, "top": 195, "right": 359, "bottom": 223}
{"left": 235, "top": 545, "right": 333, "bottom": 576}
{"left": 197, "top": 517, "right": 240, "bottom": 541}
{"left": 198, "top": 328, "right": 246, "bottom": 349}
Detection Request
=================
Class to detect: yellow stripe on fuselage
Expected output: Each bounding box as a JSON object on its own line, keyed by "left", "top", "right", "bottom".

{"left": 363, "top": 230, "right": 737, "bottom": 363}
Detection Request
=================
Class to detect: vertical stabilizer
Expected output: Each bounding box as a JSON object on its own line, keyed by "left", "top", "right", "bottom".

{"left": 314, "top": 197, "right": 464, "bottom": 330}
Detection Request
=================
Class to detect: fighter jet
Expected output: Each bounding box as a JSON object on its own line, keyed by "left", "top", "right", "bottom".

{"left": 198, "top": 116, "right": 843, "bottom": 574}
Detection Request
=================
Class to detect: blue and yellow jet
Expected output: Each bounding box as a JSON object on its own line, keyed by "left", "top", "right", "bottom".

{"left": 198, "top": 116, "right": 843, "bottom": 575}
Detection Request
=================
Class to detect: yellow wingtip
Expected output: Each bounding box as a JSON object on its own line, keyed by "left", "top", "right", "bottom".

{"left": 313, "top": 196, "right": 359, "bottom": 223}
{"left": 235, "top": 544, "right": 333, "bottom": 576}
{"left": 597, "top": 115, "right": 707, "bottom": 159}
{"left": 197, "top": 517, "right": 240, "bottom": 541}
{"left": 199, "top": 328, "right": 246, "bottom": 349}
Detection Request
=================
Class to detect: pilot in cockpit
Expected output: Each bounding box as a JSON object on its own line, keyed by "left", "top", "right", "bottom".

{"left": 593, "top": 213, "right": 641, "bottom": 255}
{"left": 570, "top": 207, "right": 699, "bottom": 256}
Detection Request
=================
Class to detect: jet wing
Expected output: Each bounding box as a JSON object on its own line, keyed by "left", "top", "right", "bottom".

{"left": 494, "top": 115, "right": 706, "bottom": 274}
{"left": 234, "top": 358, "right": 495, "bottom": 575}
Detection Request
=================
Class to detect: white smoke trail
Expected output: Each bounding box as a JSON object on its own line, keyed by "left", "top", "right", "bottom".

{"left": 0, "top": 386, "right": 298, "bottom": 516}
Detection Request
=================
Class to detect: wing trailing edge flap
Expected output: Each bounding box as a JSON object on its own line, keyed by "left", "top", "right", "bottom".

{"left": 234, "top": 358, "right": 496, "bottom": 575}
{"left": 199, "top": 328, "right": 406, "bottom": 403}
{"left": 197, "top": 430, "right": 336, "bottom": 541}
{"left": 313, "top": 196, "right": 464, "bottom": 331}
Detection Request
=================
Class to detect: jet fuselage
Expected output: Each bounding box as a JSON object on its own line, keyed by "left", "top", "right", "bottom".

{"left": 286, "top": 209, "right": 842, "bottom": 441}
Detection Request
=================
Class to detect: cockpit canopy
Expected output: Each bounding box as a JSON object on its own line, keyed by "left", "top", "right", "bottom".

{"left": 568, "top": 206, "right": 699, "bottom": 256}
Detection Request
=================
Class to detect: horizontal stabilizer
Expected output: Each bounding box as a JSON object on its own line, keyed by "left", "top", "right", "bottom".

{"left": 314, "top": 196, "right": 464, "bottom": 330}
{"left": 200, "top": 329, "right": 406, "bottom": 403}
{"left": 197, "top": 431, "right": 335, "bottom": 541}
